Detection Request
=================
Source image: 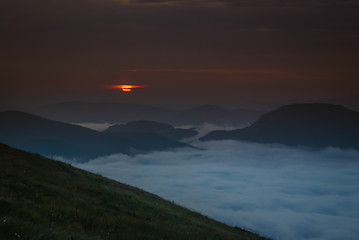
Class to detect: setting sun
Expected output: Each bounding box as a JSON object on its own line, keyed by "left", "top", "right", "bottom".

{"left": 110, "top": 84, "right": 146, "bottom": 92}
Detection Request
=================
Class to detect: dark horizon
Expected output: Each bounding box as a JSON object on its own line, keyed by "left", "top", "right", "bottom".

{"left": 2, "top": 97, "right": 359, "bottom": 112}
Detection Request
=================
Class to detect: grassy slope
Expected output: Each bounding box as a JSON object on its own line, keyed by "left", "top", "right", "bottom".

{"left": 0, "top": 143, "right": 269, "bottom": 240}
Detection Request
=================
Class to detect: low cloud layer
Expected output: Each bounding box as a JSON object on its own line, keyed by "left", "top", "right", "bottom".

{"left": 73, "top": 141, "right": 359, "bottom": 240}
{"left": 72, "top": 122, "right": 115, "bottom": 131}
{"left": 177, "top": 122, "right": 242, "bottom": 142}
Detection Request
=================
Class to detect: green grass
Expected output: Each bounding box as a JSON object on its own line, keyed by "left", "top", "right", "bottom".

{"left": 0, "top": 143, "right": 269, "bottom": 240}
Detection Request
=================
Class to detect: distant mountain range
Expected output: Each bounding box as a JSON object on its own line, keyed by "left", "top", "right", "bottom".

{"left": 0, "top": 143, "right": 268, "bottom": 240}
{"left": 0, "top": 111, "right": 192, "bottom": 161}
{"left": 105, "top": 120, "right": 198, "bottom": 141}
{"left": 25, "top": 102, "right": 263, "bottom": 126}
{"left": 176, "top": 104, "right": 263, "bottom": 126}
{"left": 2, "top": 102, "right": 357, "bottom": 158}
{"left": 201, "top": 103, "right": 359, "bottom": 150}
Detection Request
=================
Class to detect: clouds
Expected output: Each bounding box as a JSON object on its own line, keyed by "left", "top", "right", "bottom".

{"left": 72, "top": 122, "right": 115, "bottom": 131}
{"left": 1, "top": 0, "right": 359, "bottom": 108}
{"left": 73, "top": 141, "right": 359, "bottom": 240}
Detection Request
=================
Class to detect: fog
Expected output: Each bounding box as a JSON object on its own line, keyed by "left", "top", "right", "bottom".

{"left": 73, "top": 121, "right": 242, "bottom": 135}
{"left": 73, "top": 141, "right": 359, "bottom": 240}
{"left": 178, "top": 122, "right": 244, "bottom": 141}
{"left": 72, "top": 122, "right": 115, "bottom": 131}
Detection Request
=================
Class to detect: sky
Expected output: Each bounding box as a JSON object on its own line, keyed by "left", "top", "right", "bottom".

{"left": 1, "top": 0, "right": 359, "bottom": 109}
{"left": 72, "top": 140, "right": 359, "bottom": 240}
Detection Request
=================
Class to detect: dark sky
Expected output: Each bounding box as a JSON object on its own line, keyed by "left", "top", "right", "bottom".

{"left": 1, "top": 0, "right": 359, "bottom": 110}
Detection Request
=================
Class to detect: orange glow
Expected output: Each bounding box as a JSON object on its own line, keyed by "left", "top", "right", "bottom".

{"left": 121, "top": 88, "right": 132, "bottom": 92}
{"left": 110, "top": 84, "right": 146, "bottom": 92}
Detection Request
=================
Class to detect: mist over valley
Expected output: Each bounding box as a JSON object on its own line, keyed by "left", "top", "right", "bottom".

{"left": 1, "top": 103, "right": 359, "bottom": 240}
{"left": 72, "top": 140, "right": 359, "bottom": 240}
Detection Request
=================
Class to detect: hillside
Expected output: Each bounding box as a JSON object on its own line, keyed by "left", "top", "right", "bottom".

{"left": 0, "top": 111, "right": 191, "bottom": 161}
{"left": 0, "top": 143, "right": 268, "bottom": 240}
{"left": 201, "top": 103, "right": 359, "bottom": 150}
{"left": 105, "top": 120, "right": 198, "bottom": 141}
{"left": 30, "top": 101, "right": 173, "bottom": 124}
{"left": 179, "top": 105, "right": 262, "bottom": 126}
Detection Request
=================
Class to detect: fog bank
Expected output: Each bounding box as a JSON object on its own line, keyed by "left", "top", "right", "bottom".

{"left": 73, "top": 141, "right": 359, "bottom": 240}
{"left": 72, "top": 122, "right": 115, "bottom": 131}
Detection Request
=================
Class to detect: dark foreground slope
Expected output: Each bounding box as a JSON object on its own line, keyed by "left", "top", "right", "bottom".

{"left": 0, "top": 143, "right": 268, "bottom": 240}
{"left": 201, "top": 103, "right": 359, "bottom": 150}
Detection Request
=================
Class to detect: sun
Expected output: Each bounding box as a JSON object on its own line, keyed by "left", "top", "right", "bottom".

{"left": 109, "top": 84, "right": 146, "bottom": 92}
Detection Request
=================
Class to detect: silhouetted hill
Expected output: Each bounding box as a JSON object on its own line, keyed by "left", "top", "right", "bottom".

{"left": 0, "top": 111, "right": 191, "bottom": 161}
{"left": 105, "top": 120, "right": 198, "bottom": 140}
{"left": 201, "top": 103, "right": 359, "bottom": 150}
{"left": 0, "top": 143, "right": 269, "bottom": 240}
{"left": 29, "top": 102, "right": 263, "bottom": 126}
{"left": 179, "top": 105, "right": 263, "bottom": 126}
{"left": 30, "top": 101, "right": 175, "bottom": 124}
{"left": 105, "top": 132, "right": 193, "bottom": 152}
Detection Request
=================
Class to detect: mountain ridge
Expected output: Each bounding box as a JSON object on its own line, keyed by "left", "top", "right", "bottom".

{"left": 28, "top": 101, "right": 263, "bottom": 126}
{"left": 0, "top": 111, "right": 191, "bottom": 161}
{"left": 105, "top": 120, "right": 198, "bottom": 141}
{"left": 201, "top": 103, "right": 359, "bottom": 150}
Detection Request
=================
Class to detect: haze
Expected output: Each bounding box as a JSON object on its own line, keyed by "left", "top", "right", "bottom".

{"left": 1, "top": 0, "right": 359, "bottom": 110}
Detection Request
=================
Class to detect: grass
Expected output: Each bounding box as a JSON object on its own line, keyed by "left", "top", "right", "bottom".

{"left": 0, "top": 143, "right": 269, "bottom": 240}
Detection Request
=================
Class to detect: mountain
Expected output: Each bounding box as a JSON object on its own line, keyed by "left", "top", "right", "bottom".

{"left": 201, "top": 103, "right": 359, "bottom": 150}
{"left": 29, "top": 102, "right": 263, "bottom": 126}
{"left": 0, "top": 143, "right": 269, "bottom": 240}
{"left": 178, "top": 104, "right": 263, "bottom": 126}
{"left": 30, "top": 101, "right": 175, "bottom": 124}
{"left": 0, "top": 111, "right": 191, "bottom": 161}
{"left": 105, "top": 120, "right": 198, "bottom": 141}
